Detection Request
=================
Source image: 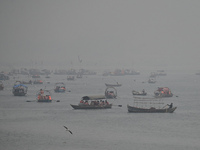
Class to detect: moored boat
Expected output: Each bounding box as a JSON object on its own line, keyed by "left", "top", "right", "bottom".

{"left": 70, "top": 95, "right": 112, "bottom": 109}
{"left": 12, "top": 81, "right": 28, "bottom": 96}
{"left": 32, "top": 75, "right": 40, "bottom": 78}
{"left": 148, "top": 78, "right": 156, "bottom": 83}
{"left": 127, "top": 105, "right": 177, "bottom": 113}
{"left": 33, "top": 80, "right": 43, "bottom": 84}
{"left": 54, "top": 82, "right": 66, "bottom": 93}
{"left": 132, "top": 90, "right": 147, "bottom": 96}
{"left": 105, "top": 83, "right": 122, "bottom": 87}
{"left": 154, "top": 87, "right": 173, "bottom": 97}
{"left": 105, "top": 87, "right": 117, "bottom": 99}
{"left": 0, "top": 81, "right": 4, "bottom": 90}
{"left": 67, "top": 76, "right": 75, "bottom": 80}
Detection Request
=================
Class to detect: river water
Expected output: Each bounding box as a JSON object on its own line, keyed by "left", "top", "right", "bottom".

{"left": 0, "top": 70, "right": 200, "bottom": 150}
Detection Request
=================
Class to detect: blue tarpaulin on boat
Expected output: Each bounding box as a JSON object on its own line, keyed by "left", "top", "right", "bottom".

{"left": 13, "top": 84, "right": 28, "bottom": 88}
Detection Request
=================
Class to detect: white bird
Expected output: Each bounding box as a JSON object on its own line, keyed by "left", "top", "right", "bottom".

{"left": 63, "top": 126, "right": 73, "bottom": 134}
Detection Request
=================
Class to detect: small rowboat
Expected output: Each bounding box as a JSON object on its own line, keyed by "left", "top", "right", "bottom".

{"left": 132, "top": 90, "right": 147, "bottom": 96}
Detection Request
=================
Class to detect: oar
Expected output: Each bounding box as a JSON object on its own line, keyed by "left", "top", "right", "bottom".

{"left": 26, "top": 100, "right": 36, "bottom": 102}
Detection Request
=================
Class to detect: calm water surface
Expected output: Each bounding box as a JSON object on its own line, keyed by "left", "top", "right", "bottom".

{"left": 0, "top": 70, "right": 200, "bottom": 150}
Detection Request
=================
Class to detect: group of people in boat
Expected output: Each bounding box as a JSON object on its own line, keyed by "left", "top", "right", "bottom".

{"left": 37, "top": 89, "right": 51, "bottom": 100}
{"left": 13, "top": 86, "right": 25, "bottom": 93}
{"left": 79, "top": 99, "right": 110, "bottom": 106}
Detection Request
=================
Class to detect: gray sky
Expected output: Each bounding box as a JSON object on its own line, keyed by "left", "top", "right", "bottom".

{"left": 0, "top": 0, "right": 200, "bottom": 70}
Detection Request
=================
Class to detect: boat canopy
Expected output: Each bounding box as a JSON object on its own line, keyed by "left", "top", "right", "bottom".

{"left": 13, "top": 84, "right": 28, "bottom": 88}
{"left": 82, "top": 95, "right": 106, "bottom": 100}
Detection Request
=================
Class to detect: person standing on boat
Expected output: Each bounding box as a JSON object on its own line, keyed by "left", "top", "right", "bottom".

{"left": 167, "top": 103, "right": 173, "bottom": 108}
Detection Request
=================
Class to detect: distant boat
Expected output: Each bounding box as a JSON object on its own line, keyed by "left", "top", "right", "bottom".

{"left": 154, "top": 87, "right": 173, "bottom": 97}
{"left": 54, "top": 82, "right": 66, "bottom": 93}
{"left": 67, "top": 76, "right": 75, "bottom": 80}
{"left": 132, "top": 90, "right": 147, "bottom": 96}
{"left": 0, "top": 81, "right": 4, "bottom": 90}
{"left": 12, "top": 81, "right": 28, "bottom": 96}
{"left": 105, "top": 83, "right": 122, "bottom": 87}
{"left": 148, "top": 78, "right": 156, "bottom": 83}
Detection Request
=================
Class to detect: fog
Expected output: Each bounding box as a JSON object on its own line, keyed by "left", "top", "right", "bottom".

{"left": 0, "top": 0, "right": 200, "bottom": 71}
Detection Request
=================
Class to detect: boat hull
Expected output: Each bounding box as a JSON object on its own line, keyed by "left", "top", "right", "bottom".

{"left": 13, "top": 92, "right": 26, "bottom": 96}
{"left": 105, "top": 83, "right": 122, "bottom": 87}
{"left": 37, "top": 99, "right": 52, "bottom": 102}
{"left": 70, "top": 104, "right": 112, "bottom": 109}
{"left": 127, "top": 105, "right": 176, "bottom": 113}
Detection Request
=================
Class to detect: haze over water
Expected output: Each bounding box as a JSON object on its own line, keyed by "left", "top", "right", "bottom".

{"left": 1, "top": 0, "right": 200, "bottom": 150}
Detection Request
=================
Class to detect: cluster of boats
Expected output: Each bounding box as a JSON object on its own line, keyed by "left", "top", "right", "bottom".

{"left": 1, "top": 74, "right": 177, "bottom": 113}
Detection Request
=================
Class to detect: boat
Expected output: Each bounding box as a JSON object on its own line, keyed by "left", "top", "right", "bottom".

{"left": 54, "top": 82, "right": 66, "bottom": 93}
{"left": 32, "top": 75, "right": 40, "bottom": 78}
{"left": 0, "top": 73, "right": 9, "bottom": 80}
{"left": 105, "top": 87, "right": 117, "bottom": 99}
{"left": 67, "top": 76, "right": 75, "bottom": 80}
{"left": 105, "top": 83, "right": 122, "bottom": 87}
{"left": 33, "top": 80, "right": 43, "bottom": 84}
{"left": 148, "top": 78, "right": 156, "bottom": 83}
{"left": 37, "top": 89, "right": 52, "bottom": 102}
{"left": 12, "top": 81, "right": 28, "bottom": 96}
{"left": 127, "top": 105, "right": 177, "bottom": 113}
{"left": 154, "top": 87, "right": 173, "bottom": 97}
{"left": 132, "top": 90, "right": 147, "bottom": 96}
{"left": 21, "top": 80, "right": 32, "bottom": 84}
{"left": 76, "top": 73, "right": 82, "bottom": 78}
{"left": 0, "top": 81, "right": 4, "bottom": 90}
{"left": 70, "top": 95, "right": 112, "bottom": 109}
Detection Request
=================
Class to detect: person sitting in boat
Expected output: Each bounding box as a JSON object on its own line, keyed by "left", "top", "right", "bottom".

{"left": 142, "top": 89, "right": 145, "bottom": 94}
{"left": 167, "top": 103, "right": 173, "bottom": 108}
{"left": 79, "top": 99, "right": 84, "bottom": 105}
{"left": 105, "top": 100, "right": 109, "bottom": 105}
{"left": 84, "top": 100, "right": 89, "bottom": 105}
{"left": 40, "top": 89, "right": 44, "bottom": 99}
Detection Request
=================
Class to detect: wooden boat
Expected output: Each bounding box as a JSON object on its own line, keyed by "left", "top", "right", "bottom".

{"left": 32, "top": 75, "right": 40, "bottom": 78}
{"left": 105, "top": 83, "right": 122, "bottom": 87}
{"left": 127, "top": 105, "right": 177, "bottom": 113}
{"left": 70, "top": 95, "right": 112, "bottom": 109}
{"left": 70, "top": 104, "right": 112, "bottom": 109}
{"left": 154, "top": 87, "right": 173, "bottom": 97}
{"left": 54, "top": 82, "right": 66, "bottom": 93}
{"left": 148, "top": 78, "right": 156, "bottom": 83}
{"left": 105, "top": 87, "right": 117, "bottom": 99}
{"left": 37, "top": 89, "right": 52, "bottom": 102}
{"left": 0, "top": 81, "right": 4, "bottom": 90}
{"left": 33, "top": 80, "right": 43, "bottom": 84}
{"left": 21, "top": 80, "right": 32, "bottom": 84}
{"left": 67, "top": 76, "right": 75, "bottom": 80}
{"left": 132, "top": 90, "right": 147, "bottom": 96}
{"left": 12, "top": 82, "right": 28, "bottom": 96}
